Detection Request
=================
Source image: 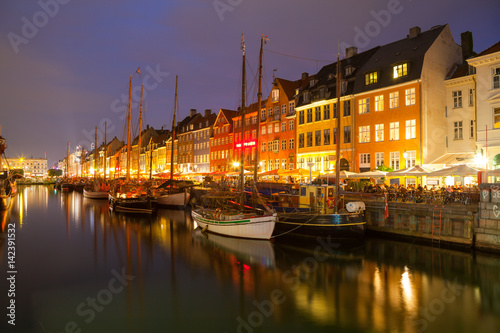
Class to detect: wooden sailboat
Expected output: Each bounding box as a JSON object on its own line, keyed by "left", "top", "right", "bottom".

{"left": 191, "top": 34, "right": 276, "bottom": 240}
{"left": 109, "top": 76, "right": 156, "bottom": 213}
{"left": 156, "top": 75, "right": 192, "bottom": 209}
{"left": 272, "top": 53, "right": 366, "bottom": 241}
{"left": 0, "top": 131, "right": 17, "bottom": 210}
{"left": 84, "top": 124, "right": 109, "bottom": 199}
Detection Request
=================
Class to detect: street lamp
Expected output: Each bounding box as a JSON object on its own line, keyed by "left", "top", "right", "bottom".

{"left": 307, "top": 162, "right": 315, "bottom": 184}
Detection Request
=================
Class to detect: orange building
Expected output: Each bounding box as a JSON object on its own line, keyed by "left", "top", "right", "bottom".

{"left": 259, "top": 78, "right": 301, "bottom": 172}
{"left": 211, "top": 109, "right": 238, "bottom": 172}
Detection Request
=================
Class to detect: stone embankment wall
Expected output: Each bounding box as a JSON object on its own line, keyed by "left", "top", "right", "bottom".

{"left": 344, "top": 193, "right": 480, "bottom": 250}
{"left": 477, "top": 184, "right": 500, "bottom": 252}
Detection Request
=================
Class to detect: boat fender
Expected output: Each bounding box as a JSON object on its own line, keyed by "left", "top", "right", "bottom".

{"left": 214, "top": 208, "right": 222, "bottom": 219}
{"left": 201, "top": 225, "right": 208, "bottom": 233}
{"left": 346, "top": 201, "right": 366, "bottom": 212}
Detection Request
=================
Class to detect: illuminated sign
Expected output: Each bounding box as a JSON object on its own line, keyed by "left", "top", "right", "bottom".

{"left": 235, "top": 140, "right": 256, "bottom": 148}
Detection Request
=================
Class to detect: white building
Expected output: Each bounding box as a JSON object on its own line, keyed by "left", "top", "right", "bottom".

{"left": 467, "top": 41, "right": 500, "bottom": 169}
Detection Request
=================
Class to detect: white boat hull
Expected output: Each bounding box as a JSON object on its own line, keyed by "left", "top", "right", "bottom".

{"left": 83, "top": 189, "right": 108, "bottom": 199}
{"left": 157, "top": 191, "right": 190, "bottom": 208}
{"left": 191, "top": 210, "right": 276, "bottom": 240}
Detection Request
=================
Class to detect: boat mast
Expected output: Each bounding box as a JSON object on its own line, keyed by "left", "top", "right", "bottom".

{"left": 104, "top": 121, "right": 107, "bottom": 180}
{"left": 170, "top": 75, "right": 178, "bottom": 181}
{"left": 81, "top": 146, "right": 85, "bottom": 177}
{"left": 239, "top": 33, "right": 246, "bottom": 209}
{"left": 94, "top": 126, "right": 97, "bottom": 181}
{"left": 254, "top": 35, "right": 267, "bottom": 181}
{"left": 335, "top": 53, "right": 342, "bottom": 213}
{"left": 137, "top": 84, "right": 143, "bottom": 180}
{"left": 67, "top": 141, "right": 70, "bottom": 178}
{"left": 126, "top": 75, "right": 132, "bottom": 182}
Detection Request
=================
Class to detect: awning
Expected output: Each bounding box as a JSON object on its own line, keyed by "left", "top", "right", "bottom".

{"left": 430, "top": 152, "right": 475, "bottom": 166}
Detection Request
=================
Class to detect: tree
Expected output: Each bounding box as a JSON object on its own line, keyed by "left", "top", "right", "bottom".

{"left": 377, "top": 165, "right": 393, "bottom": 172}
{"left": 48, "top": 169, "right": 63, "bottom": 177}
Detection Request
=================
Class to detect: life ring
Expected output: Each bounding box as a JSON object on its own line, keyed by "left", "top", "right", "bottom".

{"left": 327, "top": 198, "right": 335, "bottom": 209}
{"left": 214, "top": 208, "right": 222, "bottom": 219}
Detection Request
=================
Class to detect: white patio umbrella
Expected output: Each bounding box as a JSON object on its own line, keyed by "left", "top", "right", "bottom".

{"left": 427, "top": 164, "right": 484, "bottom": 177}
{"left": 349, "top": 170, "right": 387, "bottom": 178}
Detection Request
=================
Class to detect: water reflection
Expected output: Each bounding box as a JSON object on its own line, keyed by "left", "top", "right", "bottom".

{"left": 0, "top": 186, "right": 499, "bottom": 333}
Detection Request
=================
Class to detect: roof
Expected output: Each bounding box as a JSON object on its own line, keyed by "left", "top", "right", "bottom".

{"left": 472, "top": 41, "right": 500, "bottom": 58}
{"left": 215, "top": 108, "right": 239, "bottom": 126}
{"left": 353, "top": 25, "right": 447, "bottom": 94}
{"left": 448, "top": 63, "right": 471, "bottom": 79}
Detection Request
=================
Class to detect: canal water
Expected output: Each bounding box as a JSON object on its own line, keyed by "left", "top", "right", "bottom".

{"left": 1, "top": 185, "right": 500, "bottom": 333}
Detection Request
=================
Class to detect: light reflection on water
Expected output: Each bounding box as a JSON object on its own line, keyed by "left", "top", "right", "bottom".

{"left": 0, "top": 185, "right": 499, "bottom": 333}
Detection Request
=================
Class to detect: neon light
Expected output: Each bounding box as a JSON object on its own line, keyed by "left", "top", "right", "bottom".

{"left": 235, "top": 140, "right": 256, "bottom": 148}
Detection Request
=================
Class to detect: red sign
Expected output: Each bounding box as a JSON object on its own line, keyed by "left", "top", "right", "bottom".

{"left": 235, "top": 140, "right": 256, "bottom": 148}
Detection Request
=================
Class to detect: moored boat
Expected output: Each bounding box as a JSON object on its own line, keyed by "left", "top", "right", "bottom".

{"left": 191, "top": 35, "right": 276, "bottom": 240}
{"left": 83, "top": 181, "right": 110, "bottom": 199}
{"left": 108, "top": 183, "right": 156, "bottom": 214}
{"left": 155, "top": 179, "right": 192, "bottom": 208}
{"left": 192, "top": 207, "right": 276, "bottom": 240}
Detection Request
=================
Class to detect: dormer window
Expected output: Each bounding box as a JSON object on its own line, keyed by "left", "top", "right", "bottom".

{"left": 328, "top": 73, "right": 334, "bottom": 80}
{"left": 393, "top": 63, "right": 408, "bottom": 78}
{"left": 345, "top": 66, "right": 355, "bottom": 76}
{"left": 365, "top": 72, "right": 378, "bottom": 85}
{"left": 303, "top": 91, "right": 310, "bottom": 103}
{"left": 309, "top": 79, "right": 317, "bottom": 88}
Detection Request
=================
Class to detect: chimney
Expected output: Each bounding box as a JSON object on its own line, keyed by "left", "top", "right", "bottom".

{"left": 204, "top": 109, "right": 211, "bottom": 117}
{"left": 461, "top": 31, "right": 474, "bottom": 62}
{"left": 301, "top": 72, "right": 309, "bottom": 80}
{"left": 408, "top": 26, "right": 421, "bottom": 38}
{"left": 190, "top": 108, "right": 197, "bottom": 117}
{"left": 146, "top": 124, "right": 149, "bottom": 130}
{"left": 345, "top": 46, "right": 358, "bottom": 58}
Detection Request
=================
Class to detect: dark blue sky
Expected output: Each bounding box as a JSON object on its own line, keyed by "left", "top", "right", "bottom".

{"left": 0, "top": 0, "right": 498, "bottom": 168}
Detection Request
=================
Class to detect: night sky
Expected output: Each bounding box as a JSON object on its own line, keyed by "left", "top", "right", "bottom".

{"left": 0, "top": 0, "right": 498, "bottom": 168}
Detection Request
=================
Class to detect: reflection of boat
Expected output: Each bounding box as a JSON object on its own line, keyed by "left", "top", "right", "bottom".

{"left": 191, "top": 36, "right": 276, "bottom": 239}
{"left": 193, "top": 228, "right": 275, "bottom": 268}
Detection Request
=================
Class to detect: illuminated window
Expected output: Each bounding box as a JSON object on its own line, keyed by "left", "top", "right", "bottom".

{"left": 359, "top": 98, "right": 370, "bottom": 114}
{"left": 272, "top": 89, "right": 279, "bottom": 102}
{"left": 365, "top": 72, "right": 378, "bottom": 85}
{"left": 405, "top": 150, "right": 416, "bottom": 168}
{"left": 375, "top": 95, "right": 384, "bottom": 111}
{"left": 405, "top": 88, "right": 416, "bottom": 106}
{"left": 389, "top": 92, "right": 399, "bottom": 109}
{"left": 390, "top": 122, "right": 399, "bottom": 140}
{"left": 405, "top": 119, "right": 416, "bottom": 139}
{"left": 375, "top": 124, "right": 384, "bottom": 142}
{"left": 359, "top": 125, "right": 370, "bottom": 143}
{"left": 393, "top": 63, "right": 408, "bottom": 78}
